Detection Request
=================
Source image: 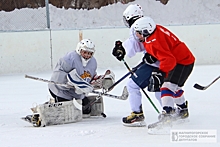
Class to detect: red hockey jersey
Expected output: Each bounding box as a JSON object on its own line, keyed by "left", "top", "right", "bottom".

{"left": 142, "top": 25, "right": 195, "bottom": 73}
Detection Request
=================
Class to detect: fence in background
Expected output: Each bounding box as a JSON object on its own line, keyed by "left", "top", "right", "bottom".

{"left": 0, "top": 0, "right": 131, "bottom": 32}
{"left": 0, "top": 0, "right": 49, "bottom": 31}
{"left": 1, "top": 0, "right": 220, "bottom": 32}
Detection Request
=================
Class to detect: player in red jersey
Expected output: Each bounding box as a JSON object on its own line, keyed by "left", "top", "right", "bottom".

{"left": 132, "top": 16, "right": 195, "bottom": 121}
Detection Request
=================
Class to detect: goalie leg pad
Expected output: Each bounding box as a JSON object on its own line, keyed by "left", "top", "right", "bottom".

{"left": 36, "top": 99, "right": 82, "bottom": 126}
{"left": 87, "top": 95, "right": 104, "bottom": 116}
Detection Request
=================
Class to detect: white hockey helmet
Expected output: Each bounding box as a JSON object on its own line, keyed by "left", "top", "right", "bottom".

{"left": 76, "top": 39, "right": 95, "bottom": 66}
{"left": 123, "top": 4, "right": 144, "bottom": 28}
{"left": 132, "top": 16, "right": 156, "bottom": 37}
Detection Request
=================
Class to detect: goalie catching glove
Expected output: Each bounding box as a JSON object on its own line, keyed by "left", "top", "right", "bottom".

{"left": 66, "top": 69, "right": 93, "bottom": 95}
{"left": 90, "top": 70, "right": 115, "bottom": 91}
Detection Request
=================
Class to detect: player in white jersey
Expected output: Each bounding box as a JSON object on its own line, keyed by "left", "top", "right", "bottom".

{"left": 112, "top": 4, "right": 163, "bottom": 127}
{"left": 22, "top": 39, "right": 115, "bottom": 127}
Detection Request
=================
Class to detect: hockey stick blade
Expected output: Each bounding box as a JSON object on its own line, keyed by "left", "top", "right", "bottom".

{"left": 193, "top": 83, "right": 207, "bottom": 90}
{"left": 92, "top": 86, "right": 128, "bottom": 100}
{"left": 193, "top": 75, "right": 220, "bottom": 90}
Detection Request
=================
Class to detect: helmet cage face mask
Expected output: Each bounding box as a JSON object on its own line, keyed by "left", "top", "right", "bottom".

{"left": 79, "top": 47, "right": 95, "bottom": 66}
{"left": 80, "top": 46, "right": 94, "bottom": 55}
{"left": 80, "top": 49, "right": 94, "bottom": 60}
{"left": 76, "top": 39, "right": 95, "bottom": 67}
{"left": 136, "top": 29, "right": 150, "bottom": 38}
{"left": 133, "top": 17, "right": 156, "bottom": 38}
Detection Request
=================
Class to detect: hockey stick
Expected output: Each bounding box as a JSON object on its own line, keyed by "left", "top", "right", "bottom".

{"left": 122, "top": 59, "right": 138, "bottom": 78}
{"left": 24, "top": 74, "right": 127, "bottom": 100}
{"left": 121, "top": 59, "right": 160, "bottom": 114}
{"left": 193, "top": 75, "right": 220, "bottom": 90}
{"left": 107, "top": 62, "right": 143, "bottom": 91}
{"left": 82, "top": 63, "right": 144, "bottom": 115}
{"left": 92, "top": 86, "right": 128, "bottom": 100}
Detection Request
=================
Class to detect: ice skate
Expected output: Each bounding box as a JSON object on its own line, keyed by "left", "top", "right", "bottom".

{"left": 150, "top": 110, "right": 174, "bottom": 128}
{"left": 172, "top": 101, "right": 190, "bottom": 125}
{"left": 148, "top": 102, "right": 190, "bottom": 134}
{"left": 21, "top": 113, "right": 41, "bottom": 127}
{"left": 32, "top": 113, "right": 41, "bottom": 127}
{"left": 176, "top": 101, "right": 189, "bottom": 119}
{"left": 122, "top": 111, "right": 146, "bottom": 127}
{"left": 148, "top": 110, "right": 174, "bottom": 135}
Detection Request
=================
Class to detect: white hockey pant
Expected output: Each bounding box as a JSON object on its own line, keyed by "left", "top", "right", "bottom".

{"left": 127, "top": 78, "right": 161, "bottom": 112}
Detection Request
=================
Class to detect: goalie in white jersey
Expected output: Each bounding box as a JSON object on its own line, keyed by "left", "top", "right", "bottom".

{"left": 22, "top": 39, "right": 115, "bottom": 127}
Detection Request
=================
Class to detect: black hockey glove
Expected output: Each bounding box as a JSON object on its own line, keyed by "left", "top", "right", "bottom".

{"left": 142, "top": 53, "right": 157, "bottom": 64}
{"left": 148, "top": 69, "right": 165, "bottom": 92}
{"left": 112, "top": 40, "right": 126, "bottom": 61}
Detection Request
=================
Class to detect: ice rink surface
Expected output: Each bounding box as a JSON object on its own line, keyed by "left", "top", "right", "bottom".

{"left": 0, "top": 64, "right": 219, "bottom": 147}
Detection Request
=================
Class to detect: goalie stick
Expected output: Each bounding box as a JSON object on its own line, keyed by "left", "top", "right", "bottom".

{"left": 193, "top": 75, "right": 220, "bottom": 90}
{"left": 24, "top": 74, "right": 128, "bottom": 100}
{"left": 24, "top": 62, "right": 144, "bottom": 100}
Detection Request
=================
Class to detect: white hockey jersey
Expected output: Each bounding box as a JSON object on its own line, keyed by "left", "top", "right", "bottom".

{"left": 122, "top": 26, "right": 160, "bottom": 67}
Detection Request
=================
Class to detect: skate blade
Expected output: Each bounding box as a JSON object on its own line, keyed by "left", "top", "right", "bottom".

{"left": 148, "top": 125, "right": 171, "bottom": 135}
{"left": 123, "top": 121, "right": 146, "bottom": 127}
{"left": 173, "top": 118, "right": 190, "bottom": 125}
{"left": 147, "top": 118, "right": 190, "bottom": 135}
{"left": 147, "top": 120, "right": 172, "bottom": 135}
